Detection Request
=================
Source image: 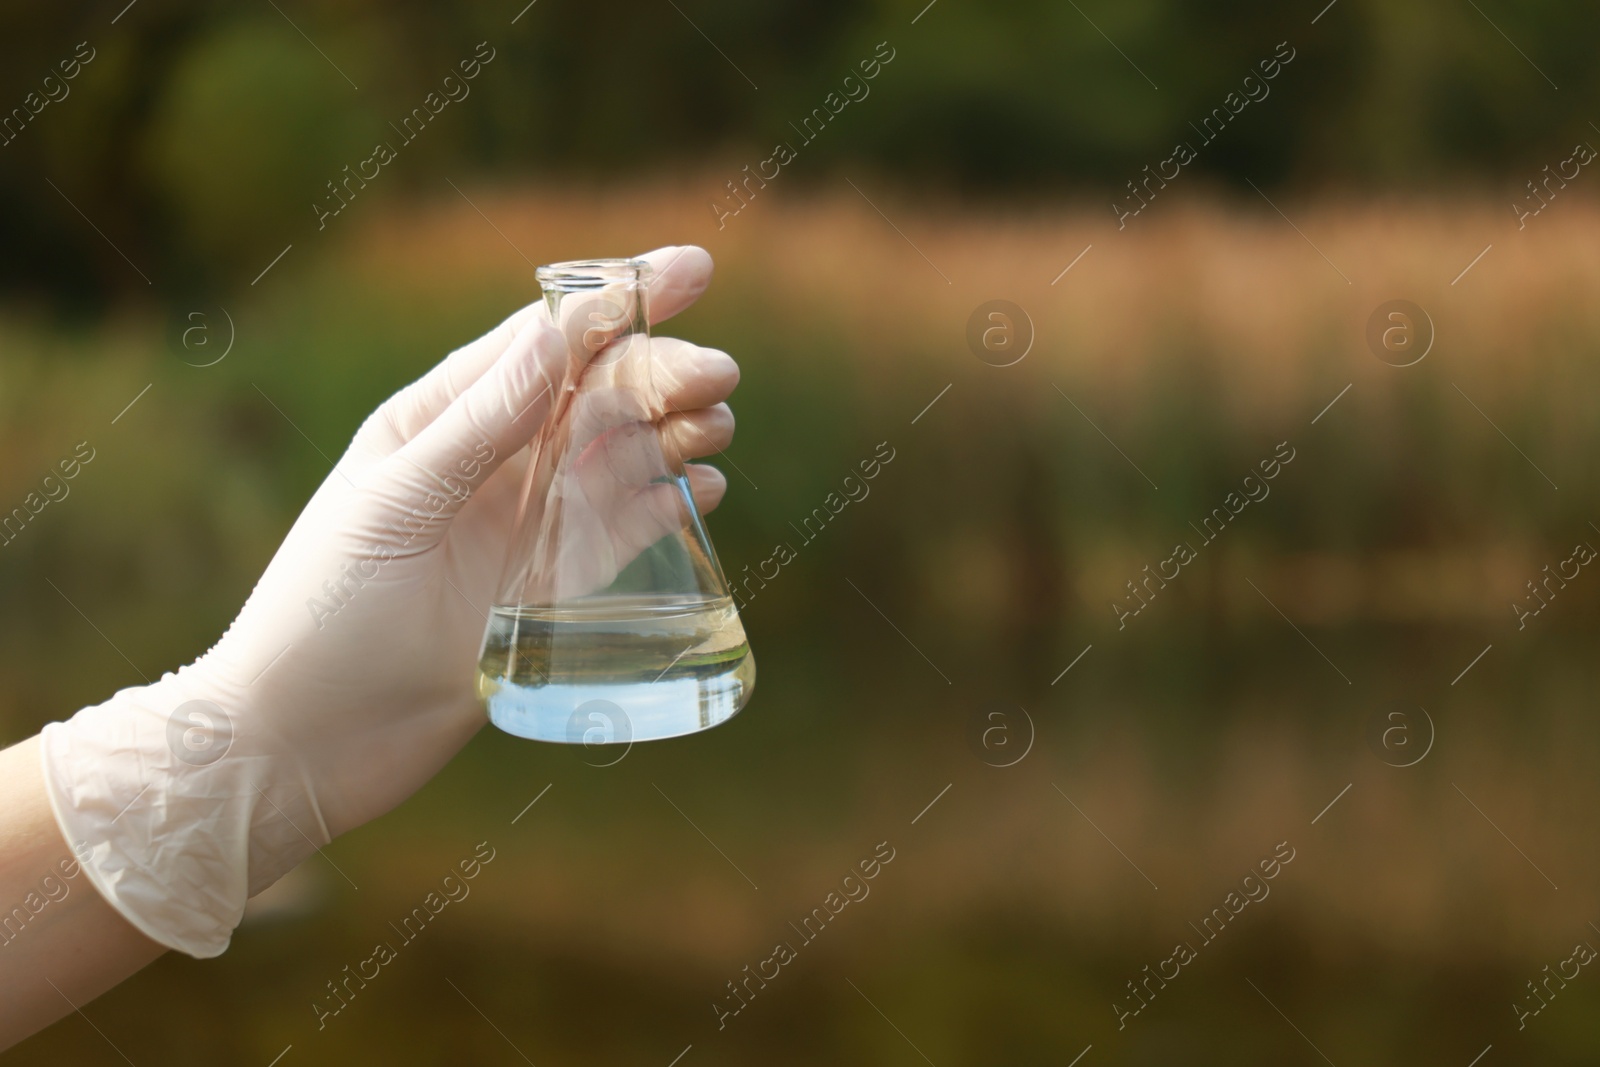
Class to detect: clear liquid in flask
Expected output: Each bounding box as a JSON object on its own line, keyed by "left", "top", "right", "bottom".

{"left": 475, "top": 593, "right": 755, "bottom": 744}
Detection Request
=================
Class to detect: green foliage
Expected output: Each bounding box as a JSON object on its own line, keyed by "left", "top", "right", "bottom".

{"left": 140, "top": 21, "right": 371, "bottom": 280}
{"left": 1, "top": 0, "right": 1595, "bottom": 302}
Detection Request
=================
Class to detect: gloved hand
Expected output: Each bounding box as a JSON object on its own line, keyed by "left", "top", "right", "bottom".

{"left": 39, "top": 245, "right": 738, "bottom": 958}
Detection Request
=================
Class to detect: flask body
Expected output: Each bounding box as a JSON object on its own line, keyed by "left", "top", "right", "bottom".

{"left": 475, "top": 259, "right": 754, "bottom": 744}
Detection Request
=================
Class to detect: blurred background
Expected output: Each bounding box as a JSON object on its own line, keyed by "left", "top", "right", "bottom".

{"left": 4, "top": 1, "right": 1600, "bottom": 1063}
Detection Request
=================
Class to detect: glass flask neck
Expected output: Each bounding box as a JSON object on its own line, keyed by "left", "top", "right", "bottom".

{"left": 536, "top": 258, "right": 653, "bottom": 294}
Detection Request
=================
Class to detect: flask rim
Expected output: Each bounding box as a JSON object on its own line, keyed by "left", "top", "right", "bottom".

{"left": 536, "top": 258, "right": 653, "bottom": 290}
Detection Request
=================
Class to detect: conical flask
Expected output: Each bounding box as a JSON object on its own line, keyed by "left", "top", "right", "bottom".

{"left": 476, "top": 258, "right": 755, "bottom": 744}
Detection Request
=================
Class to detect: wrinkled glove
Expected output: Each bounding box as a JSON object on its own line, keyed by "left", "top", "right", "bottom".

{"left": 39, "top": 245, "right": 738, "bottom": 957}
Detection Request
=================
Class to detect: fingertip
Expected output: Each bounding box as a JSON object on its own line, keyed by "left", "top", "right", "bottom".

{"left": 643, "top": 244, "right": 712, "bottom": 280}
{"left": 671, "top": 244, "right": 714, "bottom": 282}
{"left": 700, "top": 347, "right": 739, "bottom": 394}
{"left": 685, "top": 462, "right": 729, "bottom": 512}
{"left": 514, "top": 308, "right": 567, "bottom": 354}
{"left": 642, "top": 245, "right": 714, "bottom": 322}
{"left": 658, "top": 340, "right": 740, "bottom": 412}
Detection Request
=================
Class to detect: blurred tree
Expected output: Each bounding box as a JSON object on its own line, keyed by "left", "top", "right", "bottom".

{"left": 140, "top": 21, "right": 371, "bottom": 290}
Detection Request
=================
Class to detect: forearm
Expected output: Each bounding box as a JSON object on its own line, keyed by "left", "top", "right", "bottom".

{"left": 0, "top": 735, "right": 164, "bottom": 1052}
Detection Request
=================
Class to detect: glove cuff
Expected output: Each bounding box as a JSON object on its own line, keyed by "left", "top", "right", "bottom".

{"left": 38, "top": 668, "right": 329, "bottom": 958}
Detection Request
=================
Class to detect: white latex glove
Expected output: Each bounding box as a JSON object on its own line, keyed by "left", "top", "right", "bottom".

{"left": 39, "top": 245, "right": 738, "bottom": 958}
